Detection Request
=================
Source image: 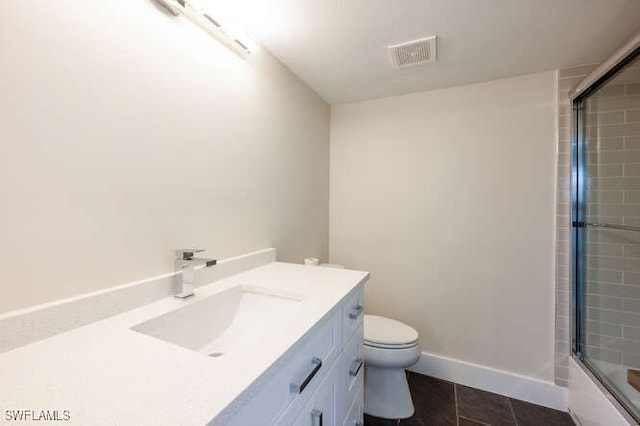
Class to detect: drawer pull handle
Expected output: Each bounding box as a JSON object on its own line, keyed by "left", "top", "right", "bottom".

{"left": 311, "top": 409, "right": 323, "bottom": 426}
{"left": 290, "top": 357, "right": 322, "bottom": 394}
{"left": 349, "top": 305, "right": 364, "bottom": 319}
{"left": 349, "top": 358, "right": 364, "bottom": 377}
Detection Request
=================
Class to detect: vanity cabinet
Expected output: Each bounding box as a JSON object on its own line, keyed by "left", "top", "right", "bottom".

{"left": 221, "top": 283, "right": 364, "bottom": 426}
{"left": 280, "top": 282, "right": 364, "bottom": 426}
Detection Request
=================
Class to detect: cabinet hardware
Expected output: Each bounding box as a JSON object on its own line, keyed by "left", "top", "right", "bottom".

{"left": 290, "top": 357, "right": 323, "bottom": 394}
{"left": 311, "top": 409, "right": 323, "bottom": 426}
{"left": 349, "top": 358, "right": 364, "bottom": 377}
{"left": 349, "top": 305, "right": 364, "bottom": 319}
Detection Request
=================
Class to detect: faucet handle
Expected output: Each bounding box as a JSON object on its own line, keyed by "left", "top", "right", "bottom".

{"left": 175, "top": 249, "right": 205, "bottom": 260}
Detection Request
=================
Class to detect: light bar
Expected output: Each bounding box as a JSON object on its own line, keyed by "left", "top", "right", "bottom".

{"left": 152, "top": 0, "right": 258, "bottom": 54}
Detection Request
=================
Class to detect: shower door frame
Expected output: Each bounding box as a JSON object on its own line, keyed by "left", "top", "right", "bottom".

{"left": 570, "top": 40, "right": 640, "bottom": 424}
{"left": 570, "top": 96, "right": 585, "bottom": 360}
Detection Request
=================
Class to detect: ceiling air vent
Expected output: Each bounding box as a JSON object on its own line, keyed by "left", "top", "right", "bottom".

{"left": 388, "top": 35, "right": 437, "bottom": 68}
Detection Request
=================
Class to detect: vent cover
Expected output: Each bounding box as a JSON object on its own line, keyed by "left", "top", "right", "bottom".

{"left": 388, "top": 36, "right": 437, "bottom": 68}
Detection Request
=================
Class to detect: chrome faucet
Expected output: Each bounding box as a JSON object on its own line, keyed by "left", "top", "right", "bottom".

{"left": 174, "top": 249, "right": 217, "bottom": 298}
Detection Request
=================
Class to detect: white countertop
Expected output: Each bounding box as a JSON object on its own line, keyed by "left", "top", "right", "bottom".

{"left": 0, "top": 262, "right": 368, "bottom": 425}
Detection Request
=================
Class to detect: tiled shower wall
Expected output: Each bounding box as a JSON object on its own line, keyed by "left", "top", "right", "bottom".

{"left": 556, "top": 64, "right": 596, "bottom": 387}
{"left": 556, "top": 62, "right": 640, "bottom": 386}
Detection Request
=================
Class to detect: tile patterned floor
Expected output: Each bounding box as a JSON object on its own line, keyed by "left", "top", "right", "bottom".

{"left": 364, "top": 372, "right": 575, "bottom": 426}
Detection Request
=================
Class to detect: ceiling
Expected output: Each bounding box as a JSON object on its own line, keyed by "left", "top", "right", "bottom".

{"left": 204, "top": 0, "right": 640, "bottom": 104}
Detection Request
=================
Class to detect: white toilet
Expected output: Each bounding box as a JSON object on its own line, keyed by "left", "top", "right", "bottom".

{"left": 363, "top": 314, "right": 421, "bottom": 419}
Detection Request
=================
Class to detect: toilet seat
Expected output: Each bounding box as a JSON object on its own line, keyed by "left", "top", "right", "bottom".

{"left": 364, "top": 340, "right": 418, "bottom": 349}
{"left": 364, "top": 315, "right": 419, "bottom": 349}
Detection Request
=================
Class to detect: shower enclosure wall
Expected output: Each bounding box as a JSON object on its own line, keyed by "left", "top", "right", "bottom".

{"left": 572, "top": 40, "right": 640, "bottom": 423}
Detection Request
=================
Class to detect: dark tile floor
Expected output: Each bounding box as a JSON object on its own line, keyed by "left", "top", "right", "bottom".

{"left": 364, "top": 372, "right": 575, "bottom": 426}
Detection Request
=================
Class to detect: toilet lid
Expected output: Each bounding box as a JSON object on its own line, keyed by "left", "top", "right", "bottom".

{"left": 364, "top": 315, "right": 419, "bottom": 348}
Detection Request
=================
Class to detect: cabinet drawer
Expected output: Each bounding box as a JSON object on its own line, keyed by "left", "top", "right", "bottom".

{"left": 292, "top": 361, "right": 338, "bottom": 426}
{"left": 334, "top": 324, "right": 363, "bottom": 423}
{"left": 344, "top": 324, "right": 364, "bottom": 405}
{"left": 289, "top": 342, "right": 364, "bottom": 426}
{"left": 224, "top": 308, "right": 340, "bottom": 426}
{"left": 342, "top": 285, "right": 364, "bottom": 344}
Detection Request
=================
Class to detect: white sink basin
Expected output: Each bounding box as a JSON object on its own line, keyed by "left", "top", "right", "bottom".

{"left": 131, "top": 285, "right": 305, "bottom": 357}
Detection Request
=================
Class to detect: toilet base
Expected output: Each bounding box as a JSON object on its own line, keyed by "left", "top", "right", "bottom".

{"left": 364, "top": 365, "right": 414, "bottom": 419}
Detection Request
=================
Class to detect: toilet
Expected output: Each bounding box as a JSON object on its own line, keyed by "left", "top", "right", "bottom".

{"left": 363, "top": 314, "right": 421, "bottom": 419}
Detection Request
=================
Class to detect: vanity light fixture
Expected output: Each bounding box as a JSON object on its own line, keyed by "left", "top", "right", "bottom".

{"left": 152, "top": 0, "right": 258, "bottom": 54}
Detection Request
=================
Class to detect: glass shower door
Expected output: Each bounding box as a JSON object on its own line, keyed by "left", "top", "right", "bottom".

{"left": 574, "top": 53, "right": 640, "bottom": 421}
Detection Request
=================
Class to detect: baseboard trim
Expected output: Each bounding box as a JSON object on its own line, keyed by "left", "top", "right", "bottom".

{"left": 408, "top": 352, "right": 568, "bottom": 411}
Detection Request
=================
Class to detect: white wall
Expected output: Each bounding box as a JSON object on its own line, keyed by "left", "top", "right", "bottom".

{"left": 0, "top": 1, "right": 329, "bottom": 313}
{"left": 330, "top": 72, "right": 557, "bottom": 381}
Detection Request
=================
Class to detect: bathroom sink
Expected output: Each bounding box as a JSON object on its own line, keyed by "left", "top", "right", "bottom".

{"left": 131, "top": 285, "right": 305, "bottom": 357}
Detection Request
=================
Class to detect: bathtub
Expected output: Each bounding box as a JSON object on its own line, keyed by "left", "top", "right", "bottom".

{"left": 590, "top": 359, "right": 640, "bottom": 412}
